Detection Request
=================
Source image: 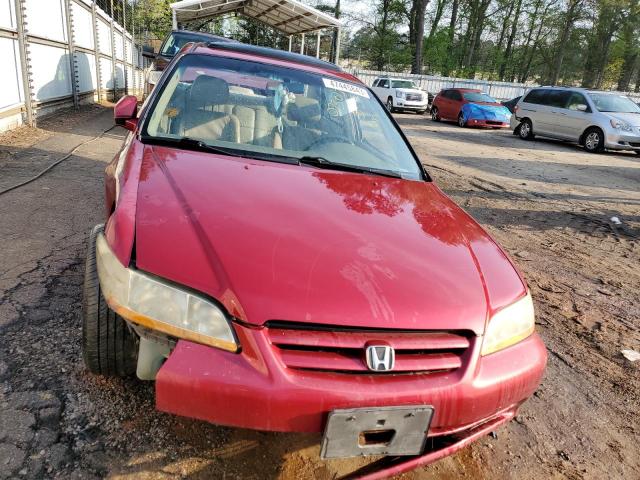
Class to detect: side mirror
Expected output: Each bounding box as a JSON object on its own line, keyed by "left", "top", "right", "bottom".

{"left": 114, "top": 95, "right": 138, "bottom": 131}
{"left": 142, "top": 45, "right": 156, "bottom": 59}
{"left": 576, "top": 104, "right": 588, "bottom": 112}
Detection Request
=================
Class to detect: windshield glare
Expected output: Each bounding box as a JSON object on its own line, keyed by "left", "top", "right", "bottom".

{"left": 392, "top": 80, "right": 417, "bottom": 89}
{"left": 144, "top": 54, "right": 423, "bottom": 180}
{"left": 463, "top": 92, "right": 497, "bottom": 103}
{"left": 588, "top": 93, "right": 640, "bottom": 113}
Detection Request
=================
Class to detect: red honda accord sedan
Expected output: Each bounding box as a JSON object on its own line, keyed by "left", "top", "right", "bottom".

{"left": 83, "top": 42, "right": 546, "bottom": 477}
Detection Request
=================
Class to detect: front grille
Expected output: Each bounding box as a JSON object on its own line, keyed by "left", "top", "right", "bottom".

{"left": 629, "top": 142, "right": 640, "bottom": 147}
{"left": 266, "top": 321, "right": 471, "bottom": 375}
{"left": 405, "top": 93, "right": 423, "bottom": 102}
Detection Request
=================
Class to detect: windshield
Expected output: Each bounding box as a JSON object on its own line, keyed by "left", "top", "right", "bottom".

{"left": 588, "top": 93, "right": 640, "bottom": 113}
{"left": 161, "top": 33, "right": 210, "bottom": 57}
{"left": 463, "top": 92, "right": 497, "bottom": 103}
{"left": 143, "top": 54, "right": 424, "bottom": 180}
{"left": 392, "top": 80, "right": 417, "bottom": 89}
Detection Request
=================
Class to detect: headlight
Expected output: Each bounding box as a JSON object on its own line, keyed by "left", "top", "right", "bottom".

{"left": 481, "top": 292, "right": 535, "bottom": 356}
{"left": 610, "top": 119, "right": 633, "bottom": 132}
{"left": 396, "top": 91, "right": 405, "bottom": 98}
{"left": 96, "top": 234, "right": 238, "bottom": 352}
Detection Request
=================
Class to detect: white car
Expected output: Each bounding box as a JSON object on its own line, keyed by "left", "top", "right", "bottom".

{"left": 371, "top": 78, "right": 429, "bottom": 114}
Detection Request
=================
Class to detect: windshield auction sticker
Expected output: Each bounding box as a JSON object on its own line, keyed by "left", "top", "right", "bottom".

{"left": 323, "top": 78, "right": 370, "bottom": 98}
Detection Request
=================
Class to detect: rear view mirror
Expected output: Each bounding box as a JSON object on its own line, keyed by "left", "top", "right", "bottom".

{"left": 114, "top": 95, "right": 138, "bottom": 131}
{"left": 576, "top": 104, "right": 588, "bottom": 112}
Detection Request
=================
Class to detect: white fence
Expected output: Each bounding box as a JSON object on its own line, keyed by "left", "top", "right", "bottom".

{"left": 347, "top": 68, "right": 640, "bottom": 103}
{"left": 0, "top": 0, "right": 145, "bottom": 132}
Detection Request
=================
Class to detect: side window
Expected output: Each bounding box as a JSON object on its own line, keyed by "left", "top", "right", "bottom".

{"left": 450, "top": 90, "right": 462, "bottom": 101}
{"left": 546, "top": 90, "right": 570, "bottom": 108}
{"left": 441, "top": 90, "right": 451, "bottom": 99}
{"left": 372, "top": 79, "right": 379, "bottom": 87}
{"left": 523, "top": 89, "right": 546, "bottom": 105}
{"left": 380, "top": 80, "right": 389, "bottom": 88}
{"left": 566, "top": 92, "right": 589, "bottom": 111}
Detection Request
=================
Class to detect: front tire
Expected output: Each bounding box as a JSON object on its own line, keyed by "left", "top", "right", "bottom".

{"left": 431, "top": 106, "right": 440, "bottom": 122}
{"left": 386, "top": 97, "right": 394, "bottom": 112}
{"left": 82, "top": 224, "right": 138, "bottom": 377}
{"left": 583, "top": 127, "right": 604, "bottom": 153}
{"left": 518, "top": 119, "right": 534, "bottom": 140}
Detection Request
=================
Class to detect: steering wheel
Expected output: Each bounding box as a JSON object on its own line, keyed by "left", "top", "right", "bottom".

{"left": 306, "top": 135, "right": 352, "bottom": 151}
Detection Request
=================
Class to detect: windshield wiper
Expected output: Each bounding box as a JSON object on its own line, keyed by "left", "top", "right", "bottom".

{"left": 141, "top": 135, "right": 245, "bottom": 157}
{"left": 298, "top": 156, "right": 403, "bottom": 178}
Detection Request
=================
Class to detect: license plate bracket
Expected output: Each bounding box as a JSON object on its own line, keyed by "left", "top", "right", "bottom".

{"left": 320, "top": 405, "right": 433, "bottom": 459}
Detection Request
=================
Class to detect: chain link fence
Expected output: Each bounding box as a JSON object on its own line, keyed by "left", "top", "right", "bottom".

{"left": 0, "top": 0, "right": 147, "bottom": 133}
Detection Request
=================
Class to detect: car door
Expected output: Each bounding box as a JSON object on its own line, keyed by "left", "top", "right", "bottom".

{"left": 437, "top": 90, "right": 453, "bottom": 119}
{"left": 376, "top": 79, "right": 391, "bottom": 103}
{"left": 449, "top": 90, "right": 464, "bottom": 118}
{"left": 518, "top": 89, "right": 548, "bottom": 134}
{"left": 537, "top": 90, "right": 571, "bottom": 138}
{"left": 558, "top": 92, "right": 592, "bottom": 141}
{"left": 371, "top": 79, "right": 383, "bottom": 101}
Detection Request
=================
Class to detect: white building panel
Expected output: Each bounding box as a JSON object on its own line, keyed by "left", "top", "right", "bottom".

{"left": 0, "top": 37, "right": 23, "bottom": 109}
{"left": 125, "top": 39, "right": 133, "bottom": 64}
{"left": 0, "top": 0, "right": 16, "bottom": 30}
{"left": 30, "top": 42, "right": 72, "bottom": 101}
{"left": 97, "top": 19, "right": 111, "bottom": 55}
{"left": 75, "top": 51, "right": 96, "bottom": 93}
{"left": 115, "top": 62, "right": 125, "bottom": 88}
{"left": 71, "top": 1, "right": 94, "bottom": 50}
{"left": 114, "top": 30, "right": 124, "bottom": 60}
{"left": 99, "top": 56, "right": 112, "bottom": 89}
{"left": 25, "top": 0, "right": 67, "bottom": 43}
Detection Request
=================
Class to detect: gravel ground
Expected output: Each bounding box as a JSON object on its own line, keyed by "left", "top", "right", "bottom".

{"left": 0, "top": 107, "right": 638, "bottom": 479}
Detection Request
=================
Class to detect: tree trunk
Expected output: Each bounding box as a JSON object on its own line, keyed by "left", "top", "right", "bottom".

{"left": 410, "top": 0, "right": 430, "bottom": 73}
{"left": 499, "top": 0, "right": 523, "bottom": 80}
{"left": 519, "top": 5, "right": 549, "bottom": 83}
{"left": 426, "top": 0, "right": 446, "bottom": 44}
{"left": 443, "top": 0, "right": 459, "bottom": 75}
{"left": 492, "top": 1, "right": 515, "bottom": 74}
{"left": 616, "top": 1, "right": 639, "bottom": 91}
{"left": 331, "top": 0, "right": 341, "bottom": 63}
{"left": 549, "top": 0, "right": 582, "bottom": 85}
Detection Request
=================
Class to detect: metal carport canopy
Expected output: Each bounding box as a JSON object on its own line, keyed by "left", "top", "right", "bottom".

{"left": 170, "top": 0, "right": 342, "bottom": 36}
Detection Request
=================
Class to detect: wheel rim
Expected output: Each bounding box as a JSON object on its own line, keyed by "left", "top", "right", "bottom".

{"left": 585, "top": 132, "right": 599, "bottom": 150}
{"left": 387, "top": 99, "right": 393, "bottom": 110}
{"left": 520, "top": 122, "right": 530, "bottom": 137}
{"left": 458, "top": 116, "right": 464, "bottom": 127}
{"left": 431, "top": 108, "right": 438, "bottom": 120}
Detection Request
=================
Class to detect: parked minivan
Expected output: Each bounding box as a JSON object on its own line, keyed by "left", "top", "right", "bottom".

{"left": 513, "top": 87, "right": 640, "bottom": 154}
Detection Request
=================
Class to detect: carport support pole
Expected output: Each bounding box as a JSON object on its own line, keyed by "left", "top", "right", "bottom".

{"left": 334, "top": 26, "right": 341, "bottom": 65}
{"left": 91, "top": 2, "right": 102, "bottom": 102}
{"left": 288, "top": 35, "right": 292, "bottom": 51}
{"left": 172, "top": 9, "right": 177, "bottom": 29}
{"left": 300, "top": 33, "right": 305, "bottom": 54}
{"left": 316, "top": 30, "right": 320, "bottom": 58}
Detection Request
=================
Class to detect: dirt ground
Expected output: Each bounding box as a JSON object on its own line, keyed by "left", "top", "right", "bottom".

{"left": 0, "top": 107, "right": 638, "bottom": 480}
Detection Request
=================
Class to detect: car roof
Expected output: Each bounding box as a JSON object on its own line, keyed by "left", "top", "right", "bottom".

{"left": 201, "top": 41, "right": 343, "bottom": 72}
{"left": 170, "top": 30, "right": 237, "bottom": 43}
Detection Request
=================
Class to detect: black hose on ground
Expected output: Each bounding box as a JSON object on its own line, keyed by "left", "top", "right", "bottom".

{"left": 0, "top": 124, "right": 123, "bottom": 197}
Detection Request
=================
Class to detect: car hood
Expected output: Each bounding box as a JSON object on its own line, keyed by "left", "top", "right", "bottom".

{"left": 397, "top": 88, "right": 424, "bottom": 95}
{"left": 134, "top": 146, "right": 526, "bottom": 334}
{"left": 606, "top": 112, "right": 640, "bottom": 127}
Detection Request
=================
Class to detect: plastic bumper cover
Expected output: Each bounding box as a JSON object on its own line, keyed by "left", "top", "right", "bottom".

{"left": 156, "top": 324, "right": 546, "bottom": 434}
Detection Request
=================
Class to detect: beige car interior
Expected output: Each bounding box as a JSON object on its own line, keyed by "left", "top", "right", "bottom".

{"left": 154, "top": 74, "right": 350, "bottom": 152}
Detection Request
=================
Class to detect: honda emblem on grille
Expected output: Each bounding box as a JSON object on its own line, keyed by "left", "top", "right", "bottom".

{"left": 365, "top": 345, "right": 395, "bottom": 371}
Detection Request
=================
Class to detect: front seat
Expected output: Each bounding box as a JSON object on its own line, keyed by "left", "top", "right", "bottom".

{"left": 183, "top": 76, "right": 240, "bottom": 143}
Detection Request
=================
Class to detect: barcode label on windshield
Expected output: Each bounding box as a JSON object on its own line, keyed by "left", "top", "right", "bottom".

{"left": 323, "top": 78, "right": 369, "bottom": 98}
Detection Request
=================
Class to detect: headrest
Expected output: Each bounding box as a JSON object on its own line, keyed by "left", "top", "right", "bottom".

{"left": 189, "top": 75, "right": 230, "bottom": 109}
{"left": 287, "top": 96, "right": 321, "bottom": 123}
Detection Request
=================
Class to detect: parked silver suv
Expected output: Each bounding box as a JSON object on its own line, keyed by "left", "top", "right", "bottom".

{"left": 513, "top": 87, "right": 640, "bottom": 154}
